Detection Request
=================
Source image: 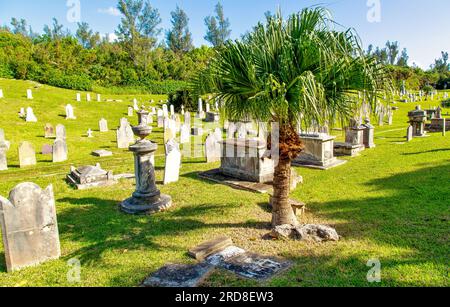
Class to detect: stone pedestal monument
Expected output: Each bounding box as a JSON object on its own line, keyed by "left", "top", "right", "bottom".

{"left": 120, "top": 119, "right": 172, "bottom": 215}
{"left": 408, "top": 106, "right": 427, "bottom": 137}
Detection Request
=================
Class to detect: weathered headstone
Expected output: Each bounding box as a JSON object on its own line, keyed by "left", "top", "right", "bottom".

{"left": 44, "top": 123, "right": 55, "bottom": 138}
{"left": 184, "top": 111, "right": 191, "bottom": 127}
{"left": 170, "top": 104, "right": 175, "bottom": 116}
{"left": 96, "top": 94, "right": 101, "bottom": 102}
{"left": 0, "top": 140, "right": 8, "bottom": 171}
{"left": 56, "top": 124, "right": 66, "bottom": 140}
{"left": 65, "top": 104, "right": 76, "bottom": 120}
{"left": 52, "top": 139, "right": 68, "bottom": 163}
{"left": 0, "top": 89, "right": 3, "bottom": 98}
{"left": 0, "top": 183, "right": 60, "bottom": 272}
{"left": 99, "top": 118, "right": 108, "bottom": 132}
{"left": 26, "top": 107, "right": 37, "bottom": 122}
{"left": 87, "top": 128, "right": 93, "bottom": 138}
{"left": 163, "top": 140, "right": 181, "bottom": 185}
{"left": 76, "top": 93, "right": 81, "bottom": 102}
{"left": 86, "top": 93, "right": 91, "bottom": 102}
{"left": 128, "top": 106, "right": 134, "bottom": 117}
{"left": 18, "top": 142, "right": 36, "bottom": 168}
{"left": 92, "top": 149, "right": 113, "bottom": 157}
{"left": 406, "top": 125, "right": 413, "bottom": 142}
{"left": 26, "top": 89, "right": 33, "bottom": 99}
{"left": 19, "top": 107, "right": 25, "bottom": 118}
{"left": 205, "top": 132, "right": 221, "bottom": 163}
{"left": 180, "top": 124, "right": 190, "bottom": 144}
{"left": 41, "top": 144, "right": 53, "bottom": 155}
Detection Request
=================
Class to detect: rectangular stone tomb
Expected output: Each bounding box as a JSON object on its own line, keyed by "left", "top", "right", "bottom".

{"left": 292, "top": 134, "right": 347, "bottom": 170}
{"left": 66, "top": 164, "right": 117, "bottom": 190}
{"left": 218, "top": 139, "right": 274, "bottom": 183}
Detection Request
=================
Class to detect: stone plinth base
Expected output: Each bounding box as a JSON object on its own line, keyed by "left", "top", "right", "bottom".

{"left": 120, "top": 194, "right": 172, "bottom": 215}
{"left": 199, "top": 169, "right": 272, "bottom": 194}
{"left": 334, "top": 142, "right": 365, "bottom": 157}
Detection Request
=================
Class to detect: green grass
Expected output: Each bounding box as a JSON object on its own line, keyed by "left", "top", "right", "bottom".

{"left": 0, "top": 78, "right": 449, "bottom": 287}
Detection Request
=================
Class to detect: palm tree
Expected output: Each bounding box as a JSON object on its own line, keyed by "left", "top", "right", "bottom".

{"left": 194, "top": 8, "right": 392, "bottom": 227}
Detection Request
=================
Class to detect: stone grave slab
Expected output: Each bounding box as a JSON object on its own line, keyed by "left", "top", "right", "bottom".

{"left": 215, "top": 252, "right": 292, "bottom": 281}
{"left": 92, "top": 149, "right": 113, "bottom": 157}
{"left": 198, "top": 169, "right": 273, "bottom": 194}
{"left": 188, "top": 236, "right": 233, "bottom": 261}
{"left": 142, "top": 263, "right": 214, "bottom": 287}
{"left": 41, "top": 144, "right": 53, "bottom": 155}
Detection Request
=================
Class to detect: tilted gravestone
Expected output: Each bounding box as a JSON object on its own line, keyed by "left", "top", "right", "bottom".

{"left": 18, "top": 141, "right": 36, "bottom": 168}
{"left": 406, "top": 125, "right": 413, "bottom": 142}
{"left": 52, "top": 139, "right": 68, "bottom": 162}
{"left": 163, "top": 139, "right": 181, "bottom": 185}
{"left": 0, "top": 183, "right": 61, "bottom": 272}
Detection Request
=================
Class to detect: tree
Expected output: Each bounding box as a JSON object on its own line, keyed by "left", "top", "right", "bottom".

{"left": 10, "top": 18, "right": 27, "bottom": 36}
{"left": 43, "top": 18, "right": 67, "bottom": 40}
{"left": 204, "top": 2, "right": 231, "bottom": 47}
{"left": 397, "top": 48, "right": 409, "bottom": 67}
{"left": 116, "top": 0, "right": 162, "bottom": 65}
{"left": 386, "top": 41, "right": 400, "bottom": 65}
{"left": 194, "top": 8, "right": 391, "bottom": 227}
{"left": 166, "top": 6, "right": 193, "bottom": 54}
{"left": 432, "top": 51, "right": 449, "bottom": 73}
{"left": 76, "top": 22, "right": 100, "bottom": 49}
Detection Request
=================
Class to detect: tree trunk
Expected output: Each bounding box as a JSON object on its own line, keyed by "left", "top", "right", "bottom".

{"left": 271, "top": 157, "right": 299, "bottom": 227}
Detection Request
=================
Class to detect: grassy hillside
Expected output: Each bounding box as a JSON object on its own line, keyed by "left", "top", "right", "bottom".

{"left": 0, "top": 78, "right": 449, "bottom": 287}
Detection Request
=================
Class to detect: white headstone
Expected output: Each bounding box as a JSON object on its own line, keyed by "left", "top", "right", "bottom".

{"left": 180, "top": 124, "right": 190, "bottom": 144}
{"left": 163, "top": 140, "right": 181, "bottom": 185}
{"left": 18, "top": 141, "right": 36, "bottom": 167}
{"left": 52, "top": 139, "right": 68, "bottom": 163}
{"left": 86, "top": 94, "right": 91, "bottom": 102}
{"left": 97, "top": 94, "right": 101, "bottom": 102}
{"left": 26, "top": 107, "right": 37, "bottom": 122}
{"left": 56, "top": 124, "right": 66, "bottom": 140}
{"left": 65, "top": 104, "right": 76, "bottom": 120}
{"left": 0, "top": 89, "right": 3, "bottom": 98}
{"left": 227, "top": 122, "right": 236, "bottom": 139}
{"left": 76, "top": 93, "right": 81, "bottom": 102}
{"left": 170, "top": 105, "right": 175, "bottom": 116}
{"left": 87, "top": 129, "right": 93, "bottom": 138}
{"left": 205, "top": 132, "right": 221, "bottom": 163}
{"left": 99, "top": 118, "right": 108, "bottom": 132}
{"left": 26, "top": 89, "right": 33, "bottom": 99}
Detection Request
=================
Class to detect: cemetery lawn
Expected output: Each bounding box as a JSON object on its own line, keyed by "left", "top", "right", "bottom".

{"left": 0, "top": 78, "right": 449, "bottom": 287}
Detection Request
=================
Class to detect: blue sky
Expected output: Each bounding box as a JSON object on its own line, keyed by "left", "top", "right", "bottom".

{"left": 1, "top": 0, "right": 449, "bottom": 69}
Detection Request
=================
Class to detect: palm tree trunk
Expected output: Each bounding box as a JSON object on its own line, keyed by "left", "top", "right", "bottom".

{"left": 271, "top": 157, "right": 298, "bottom": 227}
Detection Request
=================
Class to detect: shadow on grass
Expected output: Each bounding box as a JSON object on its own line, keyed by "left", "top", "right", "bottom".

{"left": 0, "top": 252, "right": 5, "bottom": 272}
{"left": 56, "top": 196, "right": 267, "bottom": 266}
{"left": 402, "top": 148, "right": 450, "bottom": 155}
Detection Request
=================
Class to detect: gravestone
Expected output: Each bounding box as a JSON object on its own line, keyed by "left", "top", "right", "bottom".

{"left": 0, "top": 140, "right": 8, "bottom": 171}
{"left": 117, "top": 121, "right": 134, "bottom": 149}
{"left": 184, "top": 111, "right": 191, "bottom": 126}
{"left": 41, "top": 144, "right": 53, "bottom": 155}
{"left": 92, "top": 149, "right": 113, "bottom": 157}
{"left": 56, "top": 124, "right": 66, "bottom": 140}
{"left": 236, "top": 122, "right": 248, "bottom": 139}
{"left": 87, "top": 129, "right": 93, "bottom": 138}
{"left": 0, "top": 183, "right": 60, "bottom": 272}
{"left": 180, "top": 124, "right": 190, "bottom": 144}
{"left": 52, "top": 139, "right": 68, "bottom": 163}
{"left": 26, "top": 89, "right": 33, "bottom": 99}
{"left": 99, "top": 118, "right": 108, "bottom": 132}
{"left": 67, "top": 164, "right": 116, "bottom": 190}
{"left": 76, "top": 93, "right": 81, "bottom": 102}
{"left": 44, "top": 123, "right": 55, "bottom": 138}
{"left": 0, "top": 129, "right": 10, "bottom": 150}
{"left": 227, "top": 122, "right": 236, "bottom": 139}
{"left": 205, "top": 132, "right": 221, "bottom": 163}
{"left": 65, "top": 104, "right": 76, "bottom": 120}
{"left": 170, "top": 104, "right": 175, "bottom": 116}
{"left": 19, "top": 107, "right": 25, "bottom": 118}
{"left": 406, "top": 125, "right": 413, "bottom": 142}
{"left": 26, "top": 107, "right": 37, "bottom": 122}
{"left": 97, "top": 94, "right": 101, "bottom": 102}
{"left": 86, "top": 93, "right": 91, "bottom": 102}
{"left": 0, "top": 89, "right": 3, "bottom": 98}
{"left": 133, "top": 99, "right": 139, "bottom": 110}
{"left": 197, "top": 98, "right": 205, "bottom": 119}
{"left": 164, "top": 118, "right": 176, "bottom": 143}
{"left": 162, "top": 104, "right": 169, "bottom": 117}
{"left": 163, "top": 140, "right": 181, "bottom": 185}
{"left": 18, "top": 142, "right": 36, "bottom": 168}
{"left": 128, "top": 106, "right": 134, "bottom": 117}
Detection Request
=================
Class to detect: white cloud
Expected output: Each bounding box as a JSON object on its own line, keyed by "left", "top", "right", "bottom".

{"left": 98, "top": 7, "right": 121, "bottom": 17}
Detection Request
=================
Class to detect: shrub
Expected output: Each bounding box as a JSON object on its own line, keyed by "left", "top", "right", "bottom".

{"left": 168, "top": 89, "right": 196, "bottom": 112}
{"left": 46, "top": 70, "right": 93, "bottom": 91}
{"left": 442, "top": 99, "right": 450, "bottom": 108}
